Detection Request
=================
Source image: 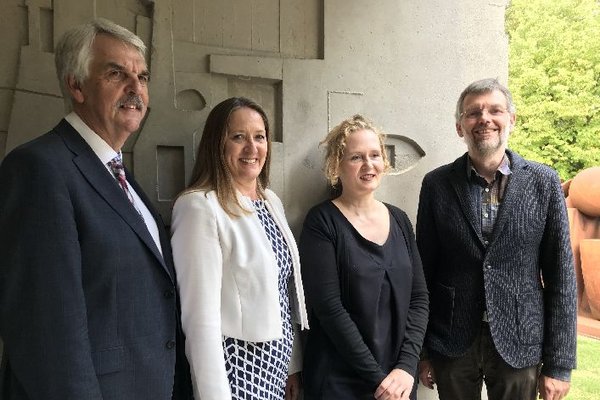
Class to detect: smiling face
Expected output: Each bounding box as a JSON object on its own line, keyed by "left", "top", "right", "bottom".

{"left": 224, "top": 107, "right": 268, "bottom": 196}
{"left": 69, "top": 33, "right": 149, "bottom": 150}
{"left": 337, "top": 129, "right": 385, "bottom": 197}
{"left": 456, "top": 89, "right": 516, "bottom": 158}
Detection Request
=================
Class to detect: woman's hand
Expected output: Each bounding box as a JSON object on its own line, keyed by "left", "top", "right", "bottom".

{"left": 285, "top": 372, "right": 301, "bottom": 400}
{"left": 374, "top": 368, "right": 414, "bottom": 400}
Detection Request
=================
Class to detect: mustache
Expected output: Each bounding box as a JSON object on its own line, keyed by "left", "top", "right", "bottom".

{"left": 117, "top": 94, "right": 145, "bottom": 109}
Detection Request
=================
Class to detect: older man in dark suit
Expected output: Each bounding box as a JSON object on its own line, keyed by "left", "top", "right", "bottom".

{"left": 0, "top": 19, "right": 190, "bottom": 399}
{"left": 416, "top": 78, "right": 576, "bottom": 400}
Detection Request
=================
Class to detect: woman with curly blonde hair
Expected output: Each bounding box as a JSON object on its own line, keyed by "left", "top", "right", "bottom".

{"left": 299, "top": 115, "right": 428, "bottom": 400}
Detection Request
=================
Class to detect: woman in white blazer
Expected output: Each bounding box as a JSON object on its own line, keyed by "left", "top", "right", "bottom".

{"left": 171, "top": 97, "right": 309, "bottom": 400}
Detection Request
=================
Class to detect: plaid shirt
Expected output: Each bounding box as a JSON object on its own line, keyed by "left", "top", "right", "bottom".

{"left": 467, "top": 154, "right": 512, "bottom": 246}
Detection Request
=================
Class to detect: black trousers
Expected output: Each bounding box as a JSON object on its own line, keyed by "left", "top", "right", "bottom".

{"left": 430, "top": 322, "right": 539, "bottom": 400}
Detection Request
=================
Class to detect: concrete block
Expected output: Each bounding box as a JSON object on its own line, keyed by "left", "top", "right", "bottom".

{"left": 210, "top": 54, "right": 283, "bottom": 81}
{"left": 0, "top": 0, "right": 27, "bottom": 87}
{"left": 6, "top": 91, "right": 64, "bottom": 154}
{"left": 16, "top": 46, "right": 61, "bottom": 96}
{"left": 0, "top": 89, "right": 14, "bottom": 132}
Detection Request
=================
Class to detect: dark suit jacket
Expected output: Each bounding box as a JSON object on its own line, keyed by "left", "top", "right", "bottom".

{"left": 0, "top": 119, "right": 191, "bottom": 399}
{"left": 416, "top": 150, "right": 577, "bottom": 379}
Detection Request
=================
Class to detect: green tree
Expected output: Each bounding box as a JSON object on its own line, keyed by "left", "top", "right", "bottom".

{"left": 506, "top": 0, "right": 600, "bottom": 180}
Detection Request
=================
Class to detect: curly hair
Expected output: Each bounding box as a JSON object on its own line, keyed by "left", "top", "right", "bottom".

{"left": 320, "top": 114, "right": 390, "bottom": 188}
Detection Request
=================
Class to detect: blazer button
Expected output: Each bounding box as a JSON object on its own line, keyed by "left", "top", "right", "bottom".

{"left": 164, "top": 289, "right": 175, "bottom": 298}
{"left": 166, "top": 340, "right": 176, "bottom": 349}
{"left": 485, "top": 265, "right": 492, "bottom": 270}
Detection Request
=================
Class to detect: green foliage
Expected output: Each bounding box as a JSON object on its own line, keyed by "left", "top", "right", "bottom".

{"left": 569, "top": 336, "right": 600, "bottom": 399}
{"left": 506, "top": 0, "right": 600, "bottom": 180}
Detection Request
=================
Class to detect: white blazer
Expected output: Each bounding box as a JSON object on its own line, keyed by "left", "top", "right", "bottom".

{"left": 171, "top": 188, "right": 308, "bottom": 400}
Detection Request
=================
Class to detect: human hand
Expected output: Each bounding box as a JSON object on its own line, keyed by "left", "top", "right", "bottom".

{"left": 418, "top": 360, "right": 435, "bottom": 389}
{"left": 285, "top": 372, "right": 301, "bottom": 400}
{"left": 374, "top": 368, "right": 414, "bottom": 400}
{"left": 537, "top": 375, "right": 570, "bottom": 400}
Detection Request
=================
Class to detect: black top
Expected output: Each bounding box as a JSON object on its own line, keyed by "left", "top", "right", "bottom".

{"left": 299, "top": 200, "right": 429, "bottom": 399}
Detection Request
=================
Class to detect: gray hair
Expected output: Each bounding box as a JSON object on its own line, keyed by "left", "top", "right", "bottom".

{"left": 455, "top": 78, "right": 516, "bottom": 122}
{"left": 54, "top": 18, "right": 146, "bottom": 112}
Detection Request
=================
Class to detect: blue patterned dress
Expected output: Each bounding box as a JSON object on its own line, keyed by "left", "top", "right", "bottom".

{"left": 222, "top": 199, "right": 294, "bottom": 399}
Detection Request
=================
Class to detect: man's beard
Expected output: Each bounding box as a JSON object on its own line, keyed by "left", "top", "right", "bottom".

{"left": 467, "top": 126, "right": 510, "bottom": 156}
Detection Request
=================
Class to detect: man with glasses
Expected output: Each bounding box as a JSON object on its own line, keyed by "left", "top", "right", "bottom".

{"left": 416, "top": 78, "right": 576, "bottom": 400}
{"left": 0, "top": 19, "right": 191, "bottom": 399}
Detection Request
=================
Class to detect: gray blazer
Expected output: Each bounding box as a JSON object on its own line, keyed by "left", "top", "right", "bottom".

{"left": 0, "top": 119, "right": 190, "bottom": 399}
{"left": 416, "top": 150, "right": 576, "bottom": 379}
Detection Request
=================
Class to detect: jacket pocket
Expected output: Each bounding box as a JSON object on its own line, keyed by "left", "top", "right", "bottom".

{"left": 92, "top": 346, "right": 125, "bottom": 375}
{"left": 516, "top": 291, "right": 544, "bottom": 345}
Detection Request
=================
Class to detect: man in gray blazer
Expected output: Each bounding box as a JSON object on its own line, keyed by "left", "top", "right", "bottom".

{"left": 0, "top": 19, "right": 190, "bottom": 399}
{"left": 416, "top": 78, "right": 576, "bottom": 400}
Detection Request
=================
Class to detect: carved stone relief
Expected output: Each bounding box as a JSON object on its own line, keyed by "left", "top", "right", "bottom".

{"left": 0, "top": 0, "right": 509, "bottom": 230}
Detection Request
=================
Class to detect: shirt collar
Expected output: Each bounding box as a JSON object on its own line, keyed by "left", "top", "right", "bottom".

{"left": 467, "top": 153, "right": 512, "bottom": 180}
{"left": 65, "top": 112, "right": 120, "bottom": 165}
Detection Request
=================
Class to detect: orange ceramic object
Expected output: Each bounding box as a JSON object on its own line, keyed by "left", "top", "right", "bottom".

{"left": 581, "top": 240, "right": 600, "bottom": 319}
{"left": 568, "top": 167, "right": 600, "bottom": 217}
{"left": 563, "top": 167, "right": 600, "bottom": 320}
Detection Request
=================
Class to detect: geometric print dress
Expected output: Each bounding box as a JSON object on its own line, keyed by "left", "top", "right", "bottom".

{"left": 222, "top": 199, "right": 294, "bottom": 399}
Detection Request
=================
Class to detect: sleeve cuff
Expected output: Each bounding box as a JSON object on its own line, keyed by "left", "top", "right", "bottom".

{"left": 540, "top": 365, "right": 571, "bottom": 382}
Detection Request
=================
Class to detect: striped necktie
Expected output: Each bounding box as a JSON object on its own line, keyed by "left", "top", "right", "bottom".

{"left": 107, "top": 154, "right": 137, "bottom": 207}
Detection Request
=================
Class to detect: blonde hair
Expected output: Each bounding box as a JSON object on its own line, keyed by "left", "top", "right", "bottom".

{"left": 321, "top": 114, "right": 390, "bottom": 188}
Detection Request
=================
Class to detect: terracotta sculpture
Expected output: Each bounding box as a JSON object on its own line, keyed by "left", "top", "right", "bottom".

{"left": 563, "top": 167, "right": 600, "bottom": 319}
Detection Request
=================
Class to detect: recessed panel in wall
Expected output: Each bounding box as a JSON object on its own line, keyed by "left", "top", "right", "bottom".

{"left": 40, "top": 7, "right": 53, "bottom": 53}
{"left": 157, "top": 145, "right": 186, "bottom": 201}
{"left": 327, "top": 91, "right": 364, "bottom": 131}
{"left": 228, "top": 78, "right": 282, "bottom": 143}
{"left": 385, "top": 134, "right": 425, "bottom": 175}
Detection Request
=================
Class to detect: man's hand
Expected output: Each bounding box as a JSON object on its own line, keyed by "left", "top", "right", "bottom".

{"left": 285, "top": 372, "right": 301, "bottom": 400}
{"left": 374, "top": 368, "right": 414, "bottom": 400}
{"left": 538, "top": 375, "right": 570, "bottom": 400}
{"left": 418, "top": 360, "right": 436, "bottom": 389}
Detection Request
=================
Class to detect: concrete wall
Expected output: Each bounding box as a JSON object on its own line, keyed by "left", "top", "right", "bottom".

{"left": 0, "top": 0, "right": 510, "bottom": 232}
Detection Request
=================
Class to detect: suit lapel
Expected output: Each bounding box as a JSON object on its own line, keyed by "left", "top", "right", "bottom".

{"left": 449, "top": 154, "right": 486, "bottom": 246}
{"left": 490, "top": 150, "right": 529, "bottom": 244}
{"left": 128, "top": 175, "right": 176, "bottom": 280}
{"left": 56, "top": 120, "right": 173, "bottom": 280}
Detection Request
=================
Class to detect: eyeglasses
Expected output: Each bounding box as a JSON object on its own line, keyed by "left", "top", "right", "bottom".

{"left": 460, "top": 106, "right": 509, "bottom": 120}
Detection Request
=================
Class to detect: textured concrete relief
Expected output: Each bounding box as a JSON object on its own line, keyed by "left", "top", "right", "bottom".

{"left": 0, "top": 0, "right": 508, "bottom": 229}
{"left": 172, "top": 0, "right": 323, "bottom": 59}
{"left": 327, "top": 90, "right": 425, "bottom": 176}
{"left": 156, "top": 0, "right": 325, "bottom": 221}
{"left": 4, "top": 0, "right": 62, "bottom": 155}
